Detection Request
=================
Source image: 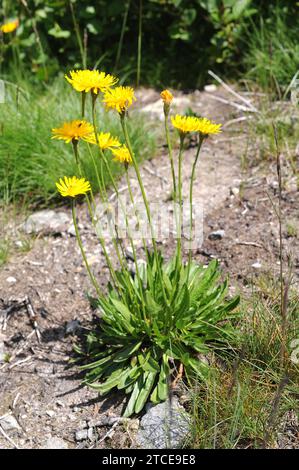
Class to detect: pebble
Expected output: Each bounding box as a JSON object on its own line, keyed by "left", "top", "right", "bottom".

{"left": 208, "top": 229, "right": 225, "bottom": 241}
{"left": 75, "top": 428, "right": 93, "bottom": 441}
{"left": 65, "top": 320, "right": 81, "bottom": 335}
{"left": 46, "top": 410, "right": 55, "bottom": 418}
{"left": 42, "top": 437, "right": 68, "bottom": 449}
{"left": 204, "top": 84, "right": 217, "bottom": 92}
{"left": 252, "top": 261, "right": 262, "bottom": 269}
{"left": 0, "top": 415, "right": 21, "bottom": 432}
{"left": 6, "top": 276, "right": 17, "bottom": 284}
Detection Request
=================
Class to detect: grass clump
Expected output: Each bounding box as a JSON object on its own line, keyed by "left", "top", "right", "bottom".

{"left": 189, "top": 276, "right": 299, "bottom": 449}
{"left": 0, "top": 78, "right": 156, "bottom": 205}
{"left": 244, "top": 12, "right": 299, "bottom": 95}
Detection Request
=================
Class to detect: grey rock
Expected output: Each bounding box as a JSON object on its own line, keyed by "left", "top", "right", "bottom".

{"left": 0, "top": 334, "right": 6, "bottom": 362}
{"left": 67, "top": 223, "right": 76, "bottom": 237}
{"left": 23, "top": 210, "right": 70, "bottom": 234}
{"left": 252, "top": 261, "right": 262, "bottom": 269}
{"left": 141, "top": 100, "right": 164, "bottom": 121}
{"left": 208, "top": 229, "right": 225, "bottom": 241}
{"left": 75, "top": 428, "right": 93, "bottom": 441}
{"left": 65, "top": 319, "right": 81, "bottom": 335}
{"left": 136, "top": 398, "right": 191, "bottom": 449}
{"left": 0, "top": 415, "right": 21, "bottom": 432}
{"left": 42, "top": 437, "right": 68, "bottom": 449}
{"left": 204, "top": 84, "right": 217, "bottom": 93}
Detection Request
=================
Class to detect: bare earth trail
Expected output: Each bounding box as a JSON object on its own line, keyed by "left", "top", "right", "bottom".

{"left": 0, "top": 88, "right": 298, "bottom": 448}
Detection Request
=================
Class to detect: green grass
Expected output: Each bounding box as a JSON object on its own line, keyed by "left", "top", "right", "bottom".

{"left": 0, "top": 77, "right": 156, "bottom": 206}
{"left": 244, "top": 12, "right": 299, "bottom": 95}
{"left": 0, "top": 238, "right": 10, "bottom": 267}
{"left": 188, "top": 276, "right": 299, "bottom": 448}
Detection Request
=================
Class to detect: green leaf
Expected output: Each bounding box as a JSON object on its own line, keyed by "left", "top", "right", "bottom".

{"left": 123, "top": 375, "right": 145, "bottom": 417}
{"left": 135, "top": 371, "right": 158, "bottom": 414}
{"left": 157, "top": 354, "right": 170, "bottom": 401}
{"left": 113, "top": 341, "right": 143, "bottom": 363}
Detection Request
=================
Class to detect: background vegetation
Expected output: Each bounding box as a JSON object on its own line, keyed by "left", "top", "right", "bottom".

{"left": 0, "top": 0, "right": 298, "bottom": 89}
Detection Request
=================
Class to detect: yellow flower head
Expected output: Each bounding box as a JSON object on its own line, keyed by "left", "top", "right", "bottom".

{"left": 160, "top": 89, "right": 173, "bottom": 104}
{"left": 65, "top": 69, "right": 118, "bottom": 94}
{"left": 52, "top": 120, "right": 94, "bottom": 144}
{"left": 84, "top": 131, "right": 121, "bottom": 150}
{"left": 103, "top": 86, "right": 136, "bottom": 114}
{"left": 1, "top": 19, "right": 19, "bottom": 33}
{"left": 56, "top": 176, "right": 91, "bottom": 198}
{"left": 111, "top": 145, "right": 132, "bottom": 164}
{"left": 196, "top": 117, "right": 222, "bottom": 135}
{"left": 171, "top": 115, "right": 201, "bottom": 134}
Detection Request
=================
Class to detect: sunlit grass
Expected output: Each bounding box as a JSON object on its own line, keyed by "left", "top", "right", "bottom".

{"left": 0, "top": 77, "right": 156, "bottom": 206}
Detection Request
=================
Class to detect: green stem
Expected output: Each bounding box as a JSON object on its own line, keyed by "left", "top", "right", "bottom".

{"left": 81, "top": 92, "right": 86, "bottom": 118}
{"left": 164, "top": 109, "right": 177, "bottom": 198}
{"left": 121, "top": 114, "right": 169, "bottom": 307}
{"left": 90, "top": 99, "right": 141, "bottom": 305}
{"left": 187, "top": 135, "right": 204, "bottom": 281}
{"left": 71, "top": 141, "right": 119, "bottom": 290}
{"left": 114, "top": 0, "right": 131, "bottom": 72}
{"left": 136, "top": 0, "right": 142, "bottom": 87}
{"left": 72, "top": 200, "right": 101, "bottom": 297}
{"left": 87, "top": 145, "right": 126, "bottom": 271}
{"left": 69, "top": 0, "right": 86, "bottom": 68}
{"left": 175, "top": 135, "right": 185, "bottom": 275}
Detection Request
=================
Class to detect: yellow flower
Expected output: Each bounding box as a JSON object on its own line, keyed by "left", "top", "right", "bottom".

{"left": 1, "top": 19, "right": 19, "bottom": 33}
{"left": 56, "top": 176, "right": 91, "bottom": 198}
{"left": 52, "top": 120, "right": 94, "bottom": 144}
{"left": 171, "top": 115, "right": 201, "bottom": 134}
{"left": 65, "top": 70, "right": 118, "bottom": 94}
{"left": 160, "top": 89, "right": 173, "bottom": 104}
{"left": 84, "top": 132, "right": 121, "bottom": 150}
{"left": 111, "top": 145, "right": 132, "bottom": 164}
{"left": 103, "top": 86, "right": 136, "bottom": 114}
{"left": 196, "top": 117, "right": 222, "bottom": 135}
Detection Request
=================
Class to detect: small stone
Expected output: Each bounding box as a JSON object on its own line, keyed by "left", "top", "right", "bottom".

{"left": 46, "top": 410, "right": 55, "bottom": 418}
{"left": 42, "top": 437, "right": 68, "bottom": 449}
{"left": 208, "top": 229, "right": 225, "bottom": 241}
{"left": 141, "top": 100, "right": 164, "bottom": 121}
{"left": 65, "top": 320, "right": 81, "bottom": 335}
{"left": 136, "top": 398, "right": 191, "bottom": 449}
{"left": 0, "top": 415, "right": 21, "bottom": 432}
{"left": 252, "top": 261, "right": 262, "bottom": 269}
{"left": 68, "top": 224, "right": 76, "bottom": 237}
{"left": 230, "top": 187, "right": 240, "bottom": 196}
{"left": 75, "top": 428, "right": 93, "bottom": 441}
{"left": 204, "top": 84, "right": 217, "bottom": 93}
{"left": 0, "top": 334, "right": 6, "bottom": 362}
{"left": 6, "top": 276, "right": 17, "bottom": 284}
{"left": 23, "top": 209, "right": 70, "bottom": 235}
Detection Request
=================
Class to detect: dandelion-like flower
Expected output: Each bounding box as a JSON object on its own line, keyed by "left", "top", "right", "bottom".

{"left": 65, "top": 70, "right": 118, "bottom": 94}
{"left": 52, "top": 120, "right": 94, "bottom": 144}
{"left": 111, "top": 145, "right": 132, "bottom": 164}
{"left": 103, "top": 86, "right": 136, "bottom": 114}
{"left": 171, "top": 115, "right": 201, "bottom": 134}
{"left": 160, "top": 89, "right": 173, "bottom": 104}
{"left": 1, "top": 19, "right": 19, "bottom": 33}
{"left": 56, "top": 176, "right": 91, "bottom": 198}
{"left": 196, "top": 117, "right": 222, "bottom": 135}
{"left": 84, "top": 132, "right": 121, "bottom": 150}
